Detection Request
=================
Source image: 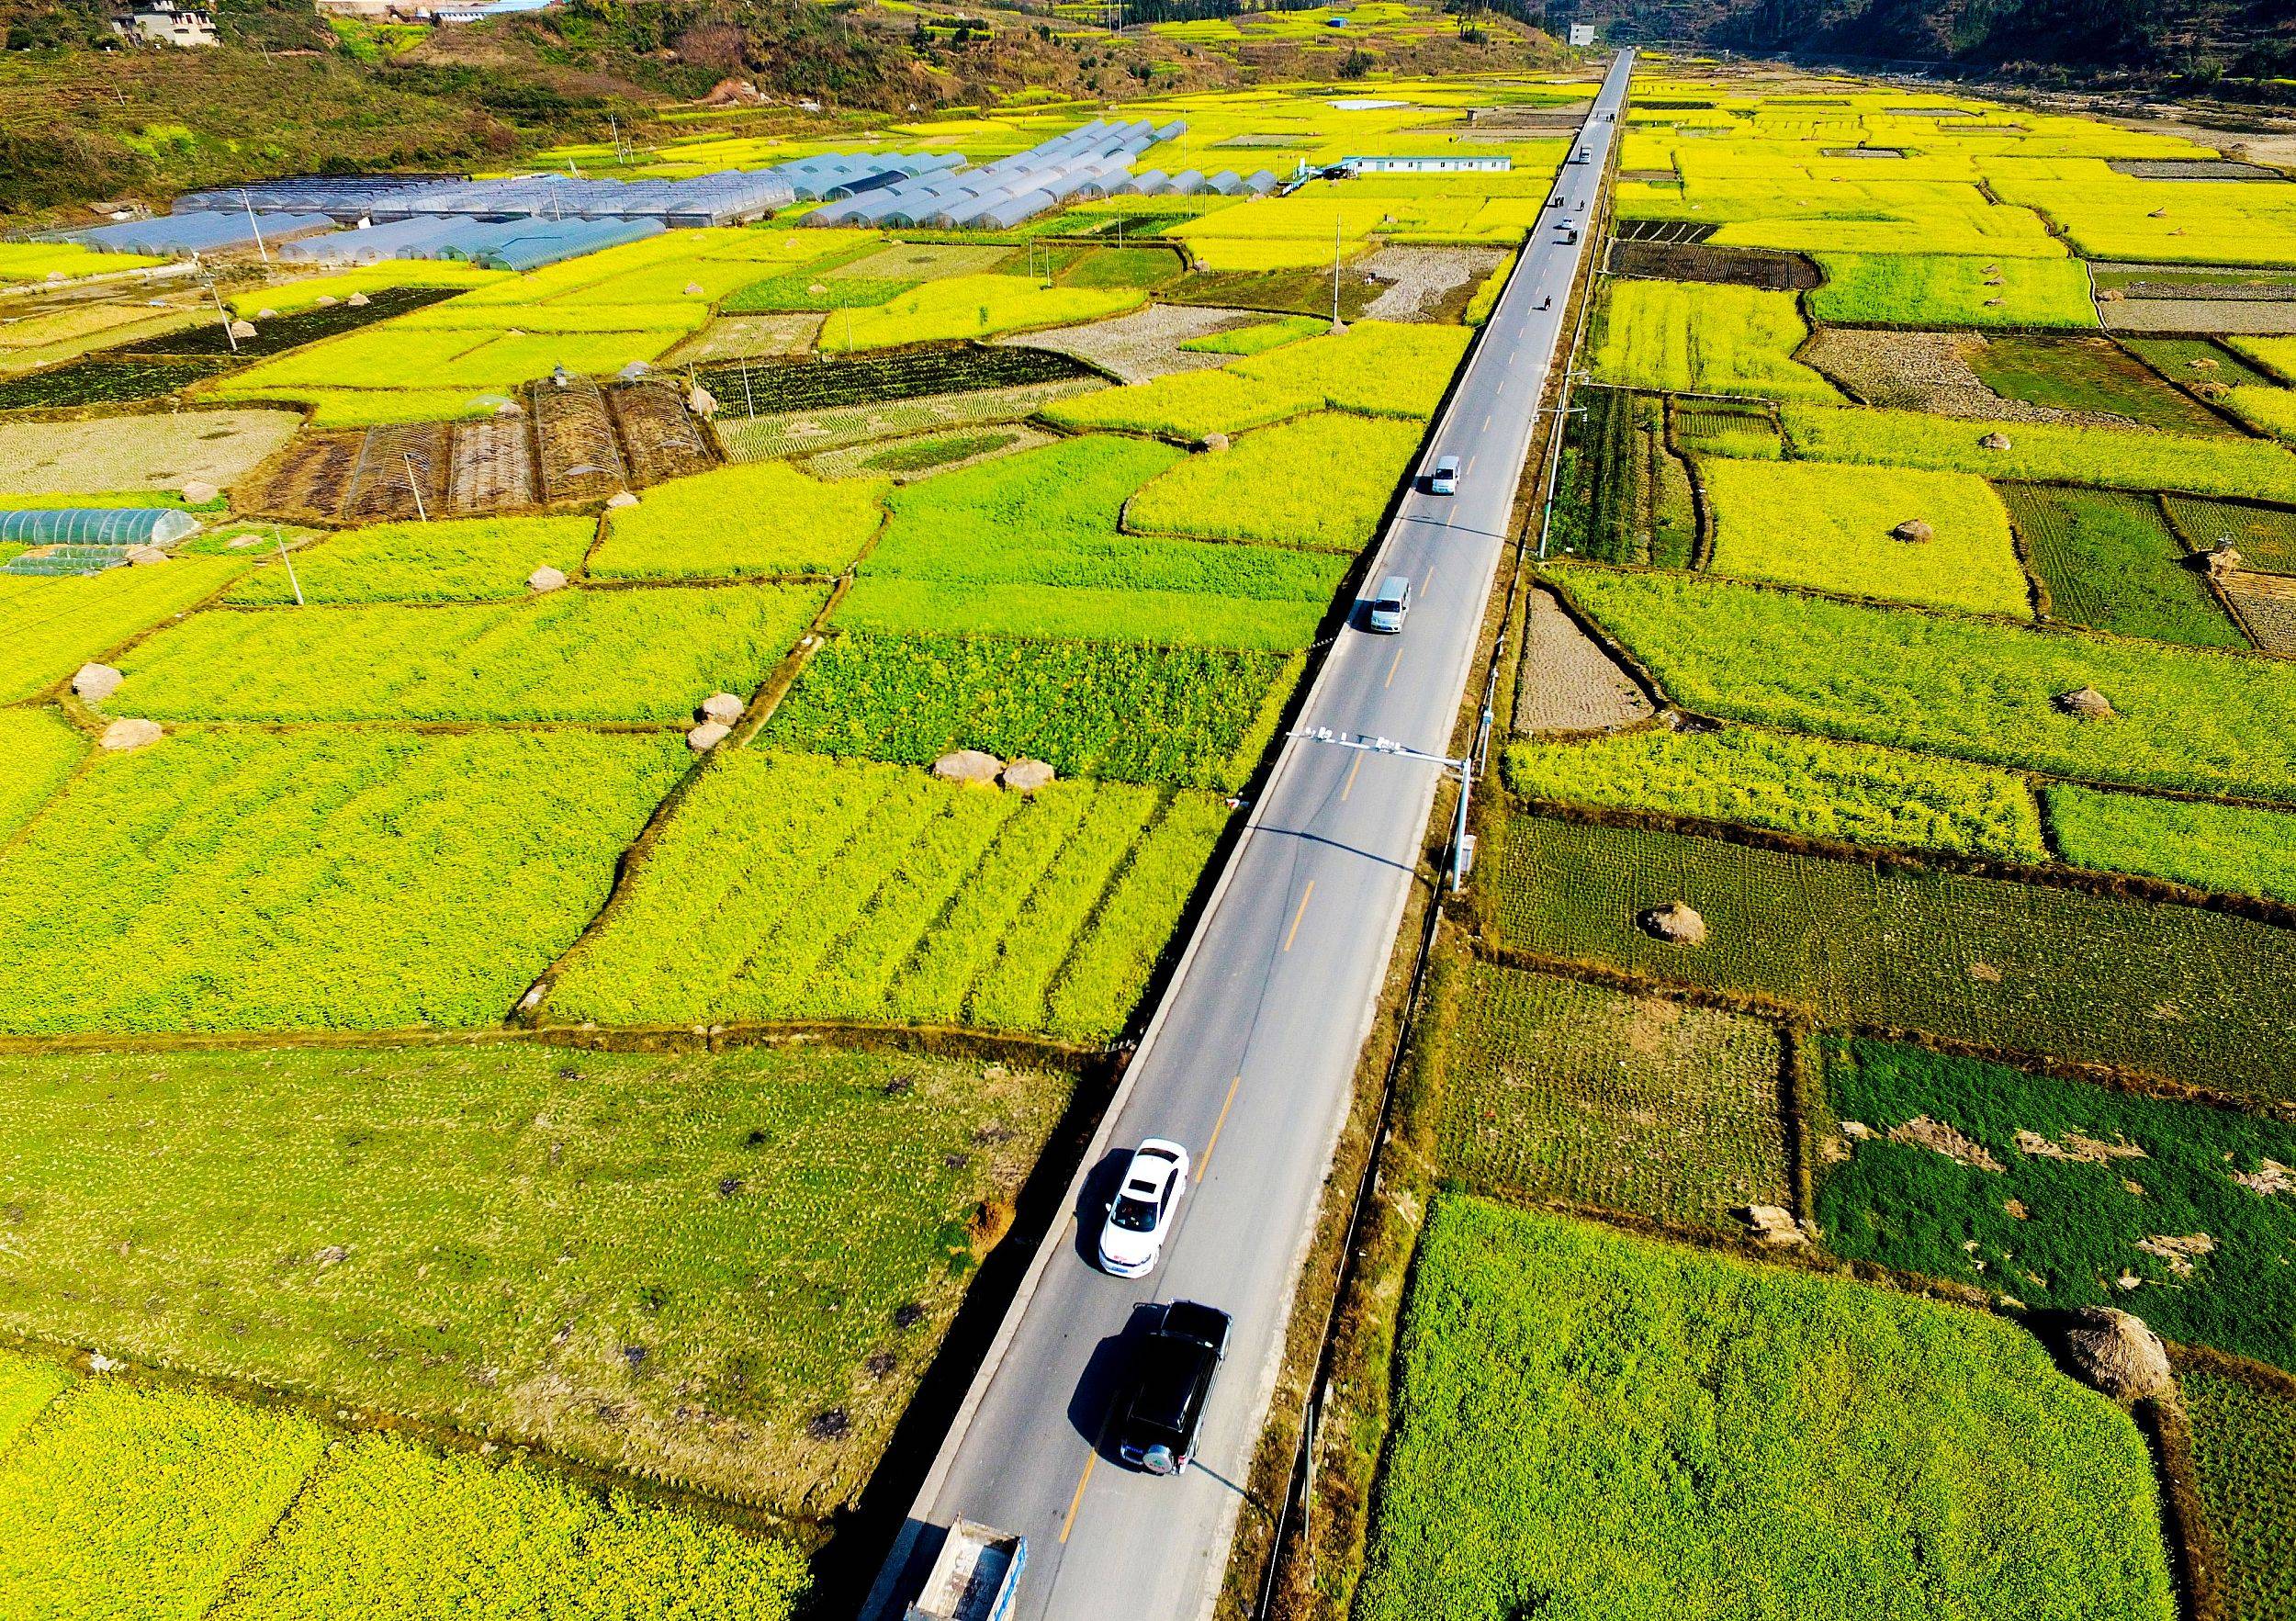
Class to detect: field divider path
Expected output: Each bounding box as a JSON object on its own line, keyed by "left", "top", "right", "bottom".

{"left": 861, "top": 51, "right": 1640, "bottom": 1621}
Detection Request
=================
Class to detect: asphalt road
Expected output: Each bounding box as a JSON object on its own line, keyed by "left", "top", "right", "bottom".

{"left": 867, "top": 51, "right": 1636, "bottom": 1621}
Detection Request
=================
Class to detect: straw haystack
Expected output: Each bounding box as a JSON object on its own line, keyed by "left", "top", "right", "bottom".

{"left": 1980, "top": 433, "right": 2012, "bottom": 451}
{"left": 2055, "top": 685, "right": 2115, "bottom": 719}
{"left": 1891, "top": 519, "right": 1934, "bottom": 545}
{"left": 2058, "top": 1308, "right": 2172, "bottom": 1401}
{"left": 1639, "top": 900, "right": 1706, "bottom": 944}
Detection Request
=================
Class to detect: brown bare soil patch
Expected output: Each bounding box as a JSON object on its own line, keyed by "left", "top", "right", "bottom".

{"left": 1511, "top": 587, "right": 1653, "bottom": 737}
{"left": 1612, "top": 241, "right": 1819, "bottom": 291}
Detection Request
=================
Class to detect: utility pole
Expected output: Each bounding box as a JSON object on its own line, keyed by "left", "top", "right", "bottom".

{"left": 202, "top": 276, "right": 240, "bottom": 355}
{"left": 274, "top": 526, "right": 304, "bottom": 606}
{"left": 1294, "top": 727, "right": 1477, "bottom": 892}
{"left": 1329, "top": 213, "right": 1344, "bottom": 331}
{"left": 404, "top": 453, "right": 429, "bottom": 523}
{"left": 239, "top": 190, "right": 268, "bottom": 266}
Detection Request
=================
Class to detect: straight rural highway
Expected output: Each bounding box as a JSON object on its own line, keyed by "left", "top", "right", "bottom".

{"left": 867, "top": 50, "right": 1636, "bottom": 1621}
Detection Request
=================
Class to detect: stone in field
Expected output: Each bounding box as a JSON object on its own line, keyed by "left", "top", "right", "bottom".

{"left": 1201, "top": 432, "right": 1230, "bottom": 453}
{"left": 1639, "top": 900, "right": 1706, "bottom": 944}
{"left": 347, "top": 292, "right": 371, "bottom": 307}
{"left": 605, "top": 490, "right": 638, "bottom": 509}
{"left": 228, "top": 320, "right": 256, "bottom": 340}
{"left": 1002, "top": 758, "right": 1056, "bottom": 794}
{"left": 73, "top": 663, "right": 122, "bottom": 702}
{"left": 1980, "top": 432, "right": 2012, "bottom": 450}
{"left": 2055, "top": 685, "right": 2115, "bottom": 719}
{"left": 686, "top": 721, "right": 731, "bottom": 752}
{"left": 527, "top": 565, "right": 568, "bottom": 593}
{"left": 123, "top": 545, "right": 169, "bottom": 567}
{"left": 99, "top": 718, "right": 164, "bottom": 751}
{"left": 2056, "top": 1307, "right": 2172, "bottom": 1401}
{"left": 255, "top": 308, "right": 279, "bottom": 320}
{"left": 2206, "top": 542, "right": 2243, "bottom": 576}
{"left": 1739, "top": 1205, "right": 1805, "bottom": 1246}
{"left": 1890, "top": 519, "right": 1934, "bottom": 544}
{"left": 179, "top": 478, "right": 219, "bottom": 504}
{"left": 933, "top": 749, "right": 1002, "bottom": 785}
{"left": 700, "top": 692, "right": 745, "bottom": 725}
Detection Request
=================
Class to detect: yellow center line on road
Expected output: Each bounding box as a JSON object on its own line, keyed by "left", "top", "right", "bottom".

{"left": 1060, "top": 1451, "right": 1099, "bottom": 1544}
{"left": 1198, "top": 1073, "right": 1245, "bottom": 1177}
{"left": 1283, "top": 879, "right": 1316, "bottom": 952}
{"left": 1384, "top": 645, "right": 1404, "bottom": 689}
{"left": 1340, "top": 752, "right": 1364, "bottom": 802}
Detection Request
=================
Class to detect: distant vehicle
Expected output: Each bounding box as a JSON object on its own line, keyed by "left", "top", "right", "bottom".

{"left": 1560, "top": 227, "right": 1579, "bottom": 244}
{"left": 1097, "top": 1138, "right": 1191, "bottom": 1278}
{"left": 903, "top": 1518, "right": 1025, "bottom": 1621}
{"left": 1545, "top": 194, "right": 1562, "bottom": 208}
{"left": 1367, "top": 574, "right": 1412, "bottom": 634}
{"left": 1115, "top": 1300, "right": 1232, "bottom": 1476}
{"left": 1429, "top": 455, "right": 1461, "bottom": 495}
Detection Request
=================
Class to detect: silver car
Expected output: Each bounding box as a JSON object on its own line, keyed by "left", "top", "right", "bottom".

{"left": 1367, "top": 574, "right": 1412, "bottom": 634}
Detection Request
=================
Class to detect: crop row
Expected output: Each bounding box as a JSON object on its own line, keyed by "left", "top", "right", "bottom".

{"left": 591, "top": 459, "right": 886, "bottom": 580}
{"left": 0, "top": 557, "right": 247, "bottom": 704}
{"left": 1588, "top": 279, "right": 1841, "bottom": 402}
{"left": 1126, "top": 411, "right": 1422, "bottom": 553}
{"left": 227, "top": 515, "right": 596, "bottom": 605}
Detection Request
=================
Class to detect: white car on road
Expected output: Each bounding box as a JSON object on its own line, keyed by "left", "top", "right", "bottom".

{"left": 1097, "top": 1138, "right": 1191, "bottom": 1278}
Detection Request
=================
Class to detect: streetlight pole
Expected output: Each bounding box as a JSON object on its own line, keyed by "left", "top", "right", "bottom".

{"left": 1293, "top": 726, "right": 1477, "bottom": 893}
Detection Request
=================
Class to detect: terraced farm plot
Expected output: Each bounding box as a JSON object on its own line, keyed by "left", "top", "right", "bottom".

{"left": 1181, "top": 315, "right": 1324, "bottom": 356}
{"left": 1806, "top": 253, "right": 2101, "bottom": 330}
{"left": 1817, "top": 1039, "right": 2296, "bottom": 1372}
{"left": 1553, "top": 566, "right": 2296, "bottom": 805}
{"left": 1780, "top": 405, "right": 2296, "bottom": 503}
{"left": 2178, "top": 1357, "right": 2296, "bottom": 1621}
{"left": 2160, "top": 494, "right": 2296, "bottom": 574}
{"left": 1356, "top": 1199, "right": 2177, "bottom": 1621}
{"left": 716, "top": 378, "right": 1101, "bottom": 463}
{"left": 697, "top": 343, "right": 1095, "bottom": 417}
{"left": 116, "top": 583, "right": 827, "bottom": 723}
{"left": 0, "top": 711, "right": 80, "bottom": 844}
{"left": 1125, "top": 412, "right": 1420, "bottom": 552}
{"left": 1041, "top": 366, "right": 1320, "bottom": 439}
{"left": 1548, "top": 388, "right": 1696, "bottom": 567}
{"left": 2046, "top": 785, "right": 2296, "bottom": 904}
{"left": 763, "top": 631, "right": 1297, "bottom": 792}
{"left": 591, "top": 459, "right": 886, "bottom": 580}
{"left": 0, "top": 729, "right": 686, "bottom": 1035}
{"left": 837, "top": 578, "right": 1327, "bottom": 652}
{"left": 1587, "top": 279, "right": 1841, "bottom": 402}
{"left": 1701, "top": 458, "right": 2031, "bottom": 616}
{"left": 1429, "top": 959, "right": 1789, "bottom": 1229}
{"left": 2000, "top": 484, "right": 2245, "bottom": 646}
{"left": 838, "top": 276, "right": 1143, "bottom": 349}
{"left": 0, "top": 409, "right": 300, "bottom": 495}
{"left": 2221, "top": 568, "right": 2296, "bottom": 653}
{"left": 1972, "top": 335, "right": 2233, "bottom": 435}
{"left": 0, "top": 558, "right": 246, "bottom": 704}
{"left": 1491, "top": 812, "right": 2296, "bottom": 1101}
{"left": 1503, "top": 726, "right": 2049, "bottom": 862}
{"left": 224, "top": 515, "right": 595, "bottom": 605}
{"left": 1227, "top": 318, "right": 1470, "bottom": 417}
{"left": 548, "top": 751, "right": 1228, "bottom": 1041}
{"left": 0, "top": 1041, "right": 1064, "bottom": 1509}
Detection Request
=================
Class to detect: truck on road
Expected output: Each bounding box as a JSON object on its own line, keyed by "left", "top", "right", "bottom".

{"left": 905, "top": 1520, "right": 1027, "bottom": 1621}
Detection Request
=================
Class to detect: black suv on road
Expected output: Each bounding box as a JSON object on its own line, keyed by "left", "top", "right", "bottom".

{"left": 1115, "top": 1300, "right": 1232, "bottom": 1476}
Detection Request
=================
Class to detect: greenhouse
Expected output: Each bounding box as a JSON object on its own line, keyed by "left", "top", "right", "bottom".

{"left": 0, "top": 507, "right": 200, "bottom": 547}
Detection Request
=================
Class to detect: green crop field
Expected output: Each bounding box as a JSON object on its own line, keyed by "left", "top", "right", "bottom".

{"left": 0, "top": 729, "right": 686, "bottom": 1034}
{"left": 763, "top": 631, "right": 1297, "bottom": 791}
{"left": 1816, "top": 1038, "right": 2296, "bottom": 1372}
{"left": 1428, "top": 958, "right": 1790, "bottom": 1229}
{"left": 835, "top": 578, "right": 1326, "bottom": 652}
{"left": 0, "top": 710, "right": 81, "bottom": 844}
{"left": 1701, "top": 457, "right": 2031, "bottom": 615}
{"left": 225, "top": 516, "right": 596, "bottom": 605}
{"left": 1041, "top": 366, "right": 1322, "bottom": 439}
{"left": 1125, "top": 412, "right": 1421, "bottom": 552}
{"left": 1780, "top": 405, "right": 2296, "bottom": 503}
{"left": 1553, "top": 566, "right": 2296, "bottom": 804}
{"left": 2179, "top": 1359, "right": 2296, "bottom": 1621}
{"left": 1971, "top": 336, "right": 2233, "bottom": 436}
{"left": 590, "top": 460, "right": 887, "bottom": 580}
{"left": 1589, "top": 279, "right": 1840, "bottom": 402}
{"left": 1549, "top": 388, "right": 1697, "bottom": 567}
{"left": 1226, "top": 319, "right": 1470, "bottom": 417}
{"left": 0, "top": 559, "right": 246, "bottom": 704}
{"left": 116, "top": 584, "right": 827, "bottom": 723}
{"left": 1503, "top": 725, "right": 2049, "bottom": 862}
{"left": 0, "top": 1358, "right": 810, "bottom": 1621}
{"left": 1491, "top": 812, "right": 2296, "bottom": 1101}
{"left": 838, "top": 276, "right": 1143, "bottom": 348}
{"left": 2000, "top": 485, "right": 2245, "bottom": 647}
{"left": 1179, "top": 315, "right": 1322, "bottom": 356}
{"left": 0, "top": 1041, "right": 1064, "bottom": 1508}
{"left": 1671, "top": 396, "right": 1783, "bottom": 460}
{"left": 1806, "top": 253, "right": 2100, "bottom": 330}
{"left": 2160, "top": 495, "right": 2296, "bottom": 576}
{"left": 2046, "top": 784, "right": 2296, "bottom": 905}
{"left": 547, "top": 750, "right": 1227, "bottom": 1041}
{"left": 1356, "top": 1199, "right": 2176, "bottom": 1621}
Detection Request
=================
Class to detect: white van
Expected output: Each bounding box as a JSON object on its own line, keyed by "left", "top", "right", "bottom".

{"left": 1430, "top": 455, "right": 1460, "bottom": 495}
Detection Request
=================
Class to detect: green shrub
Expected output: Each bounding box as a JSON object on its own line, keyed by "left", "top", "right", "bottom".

{"left": 1491, "top": 813, "right": 2296, "bottom": 1102}
{"left": 548, "top": 751, "right": 1224, "bottom": 1041}
{"left": 226, "top": 515, "right": 595, "bottom": 604}
{"left": 118, "top": 584, "right": 827, "bottom": 723}
{"left": 1807, "top": 253, "right": 2100, "bottom": 329}
{"left": 1780, "top": 405, "right": 2296, "bottom": 503}
{"left": 1429, "top": 959, "right": 1790, "bottom": 1228}
{"left": 764, "top": 631, "right": 1298, "bottom": 791}
{"left": 2046, "top": 785, "right": 2296, "bottom": 904}
{"left": 0, "top": 729, "right": 687, "bottom": 1034}
{"left": 1356, "top": 1199, "right": 2176, "bottom": 1621}
{"left": 1553, "top": 566, "right": 2296, "bottom": 804}
{"left": 2001, "top": 485, "right": 2245, "bottom": 647}
{"left": 1702, "top": 457, "right": 2031, "bottom": 615}
{"left": 1817, "top": 1039, "right": 2296, "bottom": 1372}
{"left": 1503, "top": 725, "right": 2048, "bottom": 862}
{"left": 1587, "top": 279, "right": 1841, "bottom": 402}
{"left": 591, "top": 460, "right": 886, "bottom": 580}
{"left": 1126, "top": 412, "right": 1422, "bottom": 552}
{"left": 0, "top": 1042, "right": 1064, "bottom": 1509}
{"left": 0, "top": 559, "right": 245, "bottom": 704}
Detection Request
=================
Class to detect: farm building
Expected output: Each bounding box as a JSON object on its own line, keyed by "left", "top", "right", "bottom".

{"left": 1339, "top": 154, "right": 1513, "bottom": 174}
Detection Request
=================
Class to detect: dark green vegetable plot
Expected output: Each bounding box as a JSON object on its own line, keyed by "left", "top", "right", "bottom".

{"left": 2179, "top": 1358, "right": 2296, "bottom": 1621}
{"left": 2000, "top": 483, "right": 2245, "bottom": 647}
{"left": 1816, "top": 1039, "right": 2296, "bottom": 1374}
{"left": 1356, "top": 1199, "right": 2177, "bottom": 1621}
